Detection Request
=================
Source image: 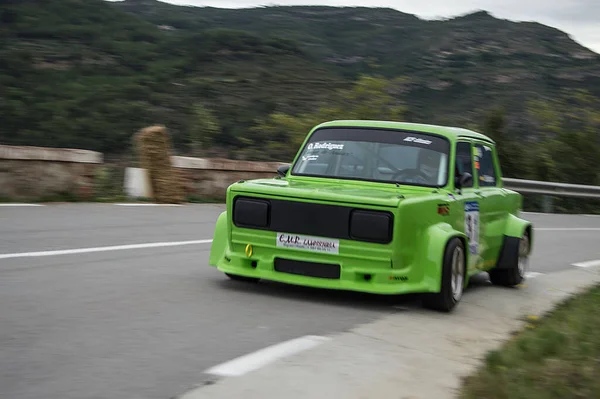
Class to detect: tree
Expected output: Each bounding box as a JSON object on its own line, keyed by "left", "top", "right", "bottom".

{"left": 525, "top": 89, "right": 600, "bottom": 213}
{"left": 250, "top": 75, "right": 407, "bottom": 160}
{"left": 188, "top": 104, "right": 221, "bottom": 156}
{"left": 481, "top": 106, "right": 522, "bottom": 178}
{"left": 527, "top": 90, "right": 600, "bottom": 186}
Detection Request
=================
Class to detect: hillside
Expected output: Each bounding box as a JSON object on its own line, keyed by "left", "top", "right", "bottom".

{"left": 0, "top": 0, "right": 345, "bottom": 154}
{"left": 1, "top": 0, "right": 599, "bottom": 162}
{"left": 114, "top": 2, "right": 600, "bottom": 121}
{"left": 115, "top": 2, "right": 598, "bottom": 75}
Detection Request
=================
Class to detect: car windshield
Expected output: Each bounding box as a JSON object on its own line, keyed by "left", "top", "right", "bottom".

{"left": 291, "top": 127, "right": 450, "bottom": 187}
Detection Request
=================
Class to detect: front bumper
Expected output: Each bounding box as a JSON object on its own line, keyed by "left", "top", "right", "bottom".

{"left": 212, "top": 229, "right": 434, "bottom": 295}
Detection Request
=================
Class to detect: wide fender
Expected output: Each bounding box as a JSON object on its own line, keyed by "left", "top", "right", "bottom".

{"left": 209, "top": 211, "right": 229, "bottom": 266}
{"left": 495, "top": 213, "right": 533, "bottom": 269}
{"left": 418, "top": 223, "right": 468, "bottom": 292}
{"left": 504, "top": 213, "right": 533, "bottom": 239}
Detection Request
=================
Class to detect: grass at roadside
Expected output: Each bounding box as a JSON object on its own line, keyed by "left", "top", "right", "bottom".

{"left": 460, "top": 284, "right": 600, "bottom": 399}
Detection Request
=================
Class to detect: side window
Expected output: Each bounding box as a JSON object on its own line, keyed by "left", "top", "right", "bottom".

{"left": 474, "top": 143, "right": 497, "bottom": 187}
{"left": 455, "top": 141, "right": 474, "bottom": 188}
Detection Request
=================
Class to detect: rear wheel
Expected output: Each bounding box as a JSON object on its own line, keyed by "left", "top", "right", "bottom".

{"left": 489, "top": 232, "right": 530, "bottom": 287}
{"left": 423, "top": 238, "right": 465, "bottom": 312}
{"left": 225, "top": 273, "right": 260, "bottom": 283}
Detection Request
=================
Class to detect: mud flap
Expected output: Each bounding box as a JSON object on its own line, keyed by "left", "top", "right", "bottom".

{"left": 495, "top": 213, "right": 533, "bottom": 269}
{"left": 494, "top": 235, "right": 520, "bottom": 269}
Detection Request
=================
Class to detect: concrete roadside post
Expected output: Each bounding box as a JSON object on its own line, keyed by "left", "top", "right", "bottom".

{"left": 124, "top": 167, "right": 153, "bottom": 199}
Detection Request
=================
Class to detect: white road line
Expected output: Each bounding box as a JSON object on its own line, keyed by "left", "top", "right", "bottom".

{"left": 525, "top": 272, "right": 544, "bottom": 279}
{"left": 0, "top": 203, "right": 44, "bottom": 207}
{"left": 535, "top": 228, "right": 600, "bottom": 231}
{"left": 521, "top": 212, "right": 600, "bottom": 217}
{"left": 572, "top": 259, "right": 600, "bottom": 268}
{"left": 205, "top": 335, "right": 331, "bottom": 377}
{"left": 0, "top": 240, "right": 212, "bottom": 260}
{"left": 114, "top": 203, "right": 183, "bottom": 206}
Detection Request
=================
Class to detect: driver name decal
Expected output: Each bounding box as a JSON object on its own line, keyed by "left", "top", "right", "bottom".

{"left": 277, "top": 233, "right": 339, "bottom": 254}
{"left": 308, "top": 142, "right": 344, "bottom": 151}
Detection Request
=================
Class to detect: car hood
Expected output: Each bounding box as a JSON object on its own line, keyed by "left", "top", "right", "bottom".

{"left": 229, "top": 178, "right": 437, "bottom": 208}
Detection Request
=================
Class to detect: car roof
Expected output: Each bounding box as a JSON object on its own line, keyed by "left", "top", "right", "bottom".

{"left": 312, "top": 120, "right": 495, "bottom": 143}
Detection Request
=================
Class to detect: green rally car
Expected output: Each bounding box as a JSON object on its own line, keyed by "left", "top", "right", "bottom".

{"left": 208, "top": 120, "right": 533, "bottom": 311}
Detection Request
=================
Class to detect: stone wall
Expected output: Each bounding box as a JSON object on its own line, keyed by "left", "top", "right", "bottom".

{"left": 0, "top": 143, "right": 287, "bottom": 202}
{"left": 172, "top": 156, "right": 287, "bottom": 200}
{"left": 0, "top": 145, "right": 103, "bottom": 201}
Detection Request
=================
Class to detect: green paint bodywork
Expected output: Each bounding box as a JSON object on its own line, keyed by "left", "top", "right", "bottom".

{"left": 208, "top": 120, "right": 533, "bottom": 295}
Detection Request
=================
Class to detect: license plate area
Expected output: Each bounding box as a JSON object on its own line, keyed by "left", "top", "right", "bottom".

{"left": 274, "top": 258, "right": 341, "bottom": 279}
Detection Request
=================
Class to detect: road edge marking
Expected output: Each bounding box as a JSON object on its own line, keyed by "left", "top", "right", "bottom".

{"left": 572, "top": 259, "right": 600, "bottom": 268}
{"left": 0, "top": 239, "right": 213, "bottom": 260}
{"left": 525, "top": 272, "right": 544, "bottom": 279}
{"left": 535, "top": 228, "right": 600, "bottom": 231}
{"left": 0, "top": 203, "right": 45, "bottom": 207}
{"left": 205, "top": 335, "right": 331, "bottom": 377}
{"left": 114, "top": 203, "right": 183, "bottom": 206}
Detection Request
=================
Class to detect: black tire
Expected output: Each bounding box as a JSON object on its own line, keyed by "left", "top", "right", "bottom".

{"left": 225, "top": 273, "right": 260, "bottom": 283}
{"left": 422, "top": 238, "right": 466, "bottom": 312}
{"left": 488, "top": 267, "right": 521, "bottom": 287}
{"left": 489, "top": 233, "right": 530, "bottom": 287}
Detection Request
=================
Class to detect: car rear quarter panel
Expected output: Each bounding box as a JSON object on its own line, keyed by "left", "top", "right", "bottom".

{"left": 502, "top": 189, "right": 533, "bottom": 244}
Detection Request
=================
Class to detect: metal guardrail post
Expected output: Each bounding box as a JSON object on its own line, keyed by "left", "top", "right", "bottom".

{"left": 542, "top": 195, "right": 553, "bottom": 213}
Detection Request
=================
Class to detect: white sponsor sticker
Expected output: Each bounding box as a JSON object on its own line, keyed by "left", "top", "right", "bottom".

{"left": 403, "top": 136, "right": 432, "bottom": 145}
{"left": 308, "top": 142, "right": 344, "bottom": 151}
{"left": 276, "top": 233, "right": 339, "bottom": 254}
{"left": 464, "top": 201, "right": 480, "bottom": 254}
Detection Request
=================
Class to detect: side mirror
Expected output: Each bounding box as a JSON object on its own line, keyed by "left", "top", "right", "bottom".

{"left": 277, "top": 164, "right": 290, "bottom": 177}
{"left": 456, "top": 172, "right": 473, "bottom": 190}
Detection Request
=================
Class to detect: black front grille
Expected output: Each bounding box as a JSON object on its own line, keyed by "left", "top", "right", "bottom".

{"left": 232, "top": 196, "right": 393, "bottom": 244}
{"left": 274, "top": 258, "right": 341, "bottom": 279}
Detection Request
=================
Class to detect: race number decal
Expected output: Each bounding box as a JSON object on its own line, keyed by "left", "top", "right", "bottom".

{"left": 464, "top": 201, "right": 480, "bottom": 254}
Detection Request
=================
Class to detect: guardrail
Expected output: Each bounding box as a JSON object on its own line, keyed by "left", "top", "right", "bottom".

{"left": 503, "top": 178, "right": 600, "bottom": 199}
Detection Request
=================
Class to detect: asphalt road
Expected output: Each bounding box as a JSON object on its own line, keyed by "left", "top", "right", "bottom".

{"left": 0, "top": 204, "right": 598, "bottom": 399}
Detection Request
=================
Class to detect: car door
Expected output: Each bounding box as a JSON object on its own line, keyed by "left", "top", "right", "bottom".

{"left": 453, "top": 140, "right": 484, "bottom": 273}
{"left": 473, "top": 141, "right": 506, "bottom": 266}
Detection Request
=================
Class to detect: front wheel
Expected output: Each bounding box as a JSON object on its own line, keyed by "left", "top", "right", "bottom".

{"left": 225, "top": 273, "right": 260, "bottom": 283}
{"left": 489, "top": 233, "right": 530, "bottom": 287}
{"left": 422, "top": 238, "right": 466, "bottom": 312}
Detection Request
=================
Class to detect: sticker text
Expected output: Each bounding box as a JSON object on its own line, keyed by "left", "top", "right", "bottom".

{"left": 276, "top": 233, "right": 339, "bottom": 254}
